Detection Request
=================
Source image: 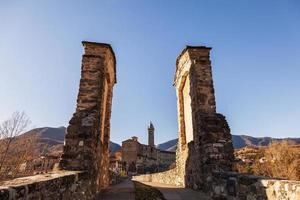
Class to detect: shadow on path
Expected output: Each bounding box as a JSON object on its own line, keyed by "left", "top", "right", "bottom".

{"left": 140, "top": 181, "right": 212, "bottom": 200}
{"left": 97, "top": 179, "right": 135, "bottom": 200}
{"left": 96, "top": 179, "right": 211, "bottom": 200}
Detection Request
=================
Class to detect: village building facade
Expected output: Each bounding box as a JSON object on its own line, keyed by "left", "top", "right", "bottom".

{"left": 121, "top": 122, "right": 175, "bottom": 174}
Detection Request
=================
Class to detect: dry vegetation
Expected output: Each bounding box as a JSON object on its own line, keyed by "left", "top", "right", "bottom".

{"left": 0, "top": 111, "right": 35, "bottom": 181}
{"left": 234, "top": 141, "right": 300, "bottom": 180}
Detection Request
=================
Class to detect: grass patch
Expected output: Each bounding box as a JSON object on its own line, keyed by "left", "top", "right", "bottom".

{"left": 133, "top": 181, "right": 166, "bottom": 200}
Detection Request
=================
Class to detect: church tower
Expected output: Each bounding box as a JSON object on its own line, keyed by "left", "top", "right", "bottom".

{"left": 148, "top": 121, "right": 155, "bottom": 147}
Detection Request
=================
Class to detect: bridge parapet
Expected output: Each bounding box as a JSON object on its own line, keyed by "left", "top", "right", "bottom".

{"left": 0, "top": 171, "right": 93, "bottom": 199}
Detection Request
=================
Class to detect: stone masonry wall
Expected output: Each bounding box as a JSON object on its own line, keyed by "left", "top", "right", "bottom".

{"left": 59, "top": 41, "right": 116, "bottom": 193}
{"left": 132, "top": 168, "right": 180, "bottom": 186}
{"left": 210, "top": 171, "right": 300, "bottom": 200}
{"left": 174, "top": 46, "right": 234, "bottom": 189}
{"left": 133, "top": 171, "right": 300, "bottom": 199}
{"left": 0, "top": 171, "right": 93, "bottom": 200}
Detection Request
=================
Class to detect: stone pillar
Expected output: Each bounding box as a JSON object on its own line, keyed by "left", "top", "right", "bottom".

{"left": 174, "top": 46, "right": 234, "bottom": 190}
{"left": 60, "top": 41, "right": 116, "bottom": 192}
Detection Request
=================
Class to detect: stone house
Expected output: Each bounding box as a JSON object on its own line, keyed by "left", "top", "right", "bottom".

{"left": 109, "top": 150, "right": 125, "bottom": 173}
{"left": 121, "top": 122, "right": 175, "bottom": 174}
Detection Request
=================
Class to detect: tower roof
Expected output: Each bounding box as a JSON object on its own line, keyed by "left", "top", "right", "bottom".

{"left": 148, "top": 121, "right": 154, "bottom": 129}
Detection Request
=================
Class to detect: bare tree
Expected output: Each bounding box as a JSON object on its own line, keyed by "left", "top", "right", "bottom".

{"left": 0, "top": 111, "right": 31, "bottom": 174}
{"left": 2, "top": 134, "right": 37, "bottom": 178}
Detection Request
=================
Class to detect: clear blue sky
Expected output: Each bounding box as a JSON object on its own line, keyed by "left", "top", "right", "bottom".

{"left": 0, "top": 0, "right": 299, "bottom": 145}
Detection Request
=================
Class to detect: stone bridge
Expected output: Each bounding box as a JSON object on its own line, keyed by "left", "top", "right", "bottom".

{"left": 0, "top": 41, "right": 299, "bottom": 200}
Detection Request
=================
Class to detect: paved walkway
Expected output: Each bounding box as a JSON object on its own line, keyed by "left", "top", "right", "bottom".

{"left": 140, "top": 181, "right": 211, "bottom": 200}
{"left": 96, "top": 179, "right": 211, "bottom": 200}
{"left": 97, "top": 179, "right": 135, "bottom": 200}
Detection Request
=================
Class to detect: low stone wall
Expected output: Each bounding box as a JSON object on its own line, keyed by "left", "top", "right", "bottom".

{"left": 133, "top": 170, "right": 300, "bottom": 199}
{"left": 132, "top": 168, "right": 182, "bottom": 186}
{"left": 210, "top": 171, "right": 300, "bottom": 200}
{"left": 0, "top": 171, "right": 94, "bottom": 200}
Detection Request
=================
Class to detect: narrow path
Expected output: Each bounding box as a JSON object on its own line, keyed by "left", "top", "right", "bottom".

{"left": 140, "top": 181, "right": 211, "bottom": 200}
{"left": 97, "top": 179, "right": 135, "bottom": 200}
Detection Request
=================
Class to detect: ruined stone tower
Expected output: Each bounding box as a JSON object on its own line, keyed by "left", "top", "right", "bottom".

{"left": 148, "top": 121, "right": 155, "bottom": 147}
{"left": 174, "top": 46, "right": 234, "bottom": 190}
{"left": 60, "top": 41, "right": 116, "bottom": 192}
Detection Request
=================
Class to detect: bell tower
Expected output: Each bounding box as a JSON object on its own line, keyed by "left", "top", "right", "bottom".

{"left": 148, "top": 121, "right": 155, "bottom": 147}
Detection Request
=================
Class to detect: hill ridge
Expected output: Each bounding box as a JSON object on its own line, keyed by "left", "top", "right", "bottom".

{"left": 6, "top": 127, "right": 299, "bottom": 155}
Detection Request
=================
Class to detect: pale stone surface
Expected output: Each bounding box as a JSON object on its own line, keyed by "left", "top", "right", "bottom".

{"left": 182, "top": 75, "right": 193, "bottom": 143}
{"left": 0, "top": 171, "right": 80, "bottom": 188}
{"left": 133, "top": 168, "right": 179, "bottom": 186}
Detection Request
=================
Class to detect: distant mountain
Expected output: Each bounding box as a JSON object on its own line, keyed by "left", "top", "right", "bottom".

{"left": 109, "top": 141, "right": 121, "bottom": 154}
{"left": 232, "top": 135, "right": 300, "bottom": 149}
{"left": 156, "top": 139, "right": 178, "bottom": 152}
{"left": 157, "top": 135, "right": 300, "bottom": 151}
{"left": 0, "top": 127, "right": 121, "bottom": 157}
{"left": 21, "top": 126, "right": 66, "bottom": 145}
{"left": 8, "top": 127, "right": 299, "bottom": 156}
